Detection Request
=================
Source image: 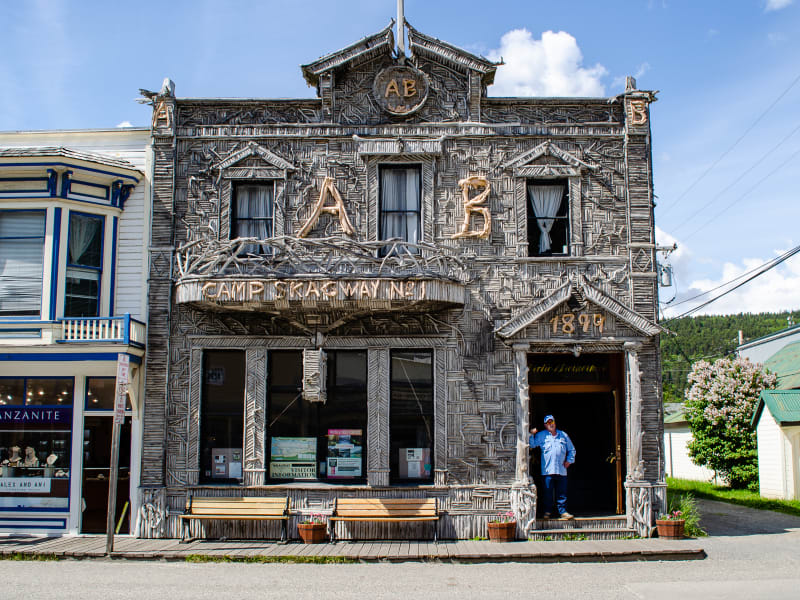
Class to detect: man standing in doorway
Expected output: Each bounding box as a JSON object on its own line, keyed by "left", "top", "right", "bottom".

{"left": 530, "top": 414, "right": 576, "bottom": 520}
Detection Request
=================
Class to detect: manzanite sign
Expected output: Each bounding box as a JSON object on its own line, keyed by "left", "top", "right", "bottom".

{"left": 0, "top": 407, "right": 71, "bottom": 424}
{"left": 373, "top": 65, "right": 429, "bottom": 116}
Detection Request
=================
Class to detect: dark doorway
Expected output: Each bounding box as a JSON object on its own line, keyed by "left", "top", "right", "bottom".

{"left": 531, "top": 392, "right": 618, "bottom": 514}
{"left": 529, "top": 353, "right": 625, "bottom": 516}
{"left": 81, "top": 416, "right": 131, "bottom": 534}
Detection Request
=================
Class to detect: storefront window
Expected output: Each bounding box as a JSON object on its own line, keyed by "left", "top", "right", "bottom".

{"left": 267, "top": 351, "right": 367, "bottom": 483}
{"left": 390, "top": 351, "right": 434, "bottom": 483}
{"left": 200, "top": 351, "right": 245, "bottom": 484}
{"left": 85, "top": 377, "right": 131, "bottom": 411}
{"left": 0, "top": 377, "right": 73, "bottom": 511}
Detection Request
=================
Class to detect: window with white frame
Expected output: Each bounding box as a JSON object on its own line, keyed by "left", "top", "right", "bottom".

{"left": 232, "top": 183, "right": 273, "bottom": 255}
{"left": 527, "top": 180, "right": 569, "bottom": 257}
{"left": 379, "top": 165, "right": 421, "bottom": 253}
{"left": 0, "top": 210, "right": 46, "bottom": 318}
{"left": 64, "top": 212, "right": 103, "bottom": 317}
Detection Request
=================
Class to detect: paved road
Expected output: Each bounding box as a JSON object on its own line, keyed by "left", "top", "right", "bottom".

{"left": 3, "top": 499, "right": 800, "bottom": 600}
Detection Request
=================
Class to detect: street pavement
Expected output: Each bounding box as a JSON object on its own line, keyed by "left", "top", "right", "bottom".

{"left": 3, "top": 499, "right": 800, "bottom": 599}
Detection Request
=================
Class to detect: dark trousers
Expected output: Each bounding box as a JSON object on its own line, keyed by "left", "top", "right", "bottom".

{"left": 542, "top": 474, "right": 568, "bottom": 515}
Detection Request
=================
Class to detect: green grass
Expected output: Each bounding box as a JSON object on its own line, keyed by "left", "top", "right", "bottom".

{"left": 184, "top": 554, "right": 357, "bottom": 564}
{"left": 0, "top": 553, "right": 60, "bottom": 561}
{"left": 667, "top": 477, "right": 800, "bottom": 517}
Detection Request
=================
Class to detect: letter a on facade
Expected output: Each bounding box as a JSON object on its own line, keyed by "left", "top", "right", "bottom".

{"left": 298, "top": 176, "right": 355, "bottom": 237}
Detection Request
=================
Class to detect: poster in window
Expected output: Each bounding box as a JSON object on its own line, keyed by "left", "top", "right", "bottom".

{"left": 270, "top": 437, "right": 316, "bottom": 479}
{"left": 326, "top": 429, "right": 362, "bottom": 478}
{"left": 399, "top": 447, "right": 431, "bottom": 479}
{"left": 211, "top": 448, "right": 242, "bottom": 479}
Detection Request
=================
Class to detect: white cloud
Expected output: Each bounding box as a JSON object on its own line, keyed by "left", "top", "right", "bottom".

{"left": 765, "top": 0, "right": 794, "bottom": 11}
{"left": 487, "top": 29, "right": 607, "bottom": 97}
{"left": 116, "top": 121, "right": 133, "bottom": 128}
{"left": 658, "top": 226, "right": 800, "bottom": 317}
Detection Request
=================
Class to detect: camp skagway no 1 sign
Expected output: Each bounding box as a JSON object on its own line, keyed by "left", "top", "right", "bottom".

{"left": 373, "top": 65, "right": 429, "bottom": 116}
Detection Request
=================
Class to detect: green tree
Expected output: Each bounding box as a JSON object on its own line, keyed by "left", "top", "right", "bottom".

{"left": 684, "top": 356, "right": 776, "bottom": 490}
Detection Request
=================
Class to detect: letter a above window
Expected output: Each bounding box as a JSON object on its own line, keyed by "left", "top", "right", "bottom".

{"left": 297, "top": 177, "right": 355, "bottom": 238}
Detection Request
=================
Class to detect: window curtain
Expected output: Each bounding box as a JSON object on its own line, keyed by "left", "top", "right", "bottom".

{"left": 0, "top": 212, "right": 45, "bottom": 316}
{"left": 68, "top": 214, "right": 101, "bottom": 266}
{"left": 527, "top": 184, "right": 564, "bottom": 254}
{"left": 380, "top": 168, "right": 420, "bottom": 246}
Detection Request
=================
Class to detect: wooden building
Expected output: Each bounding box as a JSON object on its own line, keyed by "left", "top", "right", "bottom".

{"left": 0, "top": 128, "right": 150, "bottom": 535}
{"left": 137, "top": 22, "right": 666, "bottom": 540}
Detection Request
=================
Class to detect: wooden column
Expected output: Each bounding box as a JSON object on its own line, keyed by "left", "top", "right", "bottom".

{"left": 244, "top": 347, "right": 267, "bottom": 486}
{"left": 368, "top": 348, "right": 390, "bottom": 486}
{"left": 624, "top": 341, "right": 644, "bottom": 481}
{"left": 513, "top": 344, "right": 530, "bottom": 484}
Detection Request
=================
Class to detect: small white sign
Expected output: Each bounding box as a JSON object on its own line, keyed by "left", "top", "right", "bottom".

{"left": 0, "top": 478, "right": 52, "bottom": 493}
{"left": 114, "top": 354, "right": 130, "bottom": 424}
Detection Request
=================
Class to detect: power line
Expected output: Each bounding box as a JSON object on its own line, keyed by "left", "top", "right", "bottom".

{"left": 659, "top": 70, "right": 800, "bottom": 219}
{"left": 669, "top": 120, "right": 800, "bottom": 235}
{"left": 680, "top": 144, "right": 800, "bottom": 242}
{"left": 661, "top": 242, "right": 800, "bottom": 325}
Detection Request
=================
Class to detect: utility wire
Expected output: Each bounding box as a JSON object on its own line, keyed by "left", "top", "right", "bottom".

{"left": 659, "top": 70, "right": 800, "bottom": 219}
{"left": 680, "top": 145, "right": 800, "bottom": 242}
{"left": 669, "top": 120, "right": 800, "bottom": 235}
{"left": 665, "top": 244, "right": 800, "bottom": 309}
{"left": 661, "top": 242, "right": 800, "bottom": 325}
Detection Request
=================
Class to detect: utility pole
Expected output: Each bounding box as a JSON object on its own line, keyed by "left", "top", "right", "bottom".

{"left": 397, "top": 0, "right": 405, "bottom": 55}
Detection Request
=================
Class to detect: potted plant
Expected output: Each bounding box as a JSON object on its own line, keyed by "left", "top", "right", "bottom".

{"left": 297, "top": 513, "right": 328, "bottom": 544}
{"left": 656, "top": 510, "right": 685, "bottom": 539}
{"left": 487, "top": 511, "right": 517, "bottom": 542}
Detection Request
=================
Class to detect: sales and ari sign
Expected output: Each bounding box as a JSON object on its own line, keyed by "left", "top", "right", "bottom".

{"left": 373, "top": 66, "right": 429, "bottom": 116}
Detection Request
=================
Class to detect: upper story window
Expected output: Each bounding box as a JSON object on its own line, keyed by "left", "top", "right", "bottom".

{"left": 527, "top": 180, "right": 569, "bottom": 257}
{"left": 379, "top": 165, "right": 421, "bottom": 251}
{"left": 64, "top": 212, "right": 103, "bottom": 318}
{"left": 0, "top": 210, "right": 45, "bottom": 318}
{"left": 233, "top": 183, "right": 273, "bottom": 254}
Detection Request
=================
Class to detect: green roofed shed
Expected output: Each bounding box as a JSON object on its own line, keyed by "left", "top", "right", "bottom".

{"left": 752, "top": 389, "right": 800, "bottom": 427}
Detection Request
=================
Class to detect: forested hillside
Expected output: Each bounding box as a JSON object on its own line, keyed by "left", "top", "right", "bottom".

{"left": 660, "top": 311, "right": 796, "bottom": 403}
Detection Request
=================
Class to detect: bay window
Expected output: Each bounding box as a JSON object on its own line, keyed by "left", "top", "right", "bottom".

{"left": 0, "top": 210, "right": 45, "bottom": 317}
{"left": 64, "top": 212, "right": 103, "bottom": 317}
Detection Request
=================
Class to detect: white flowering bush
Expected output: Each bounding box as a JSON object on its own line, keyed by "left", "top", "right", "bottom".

{"left": 684, "top": 356, "right": 776, "bottom": 490}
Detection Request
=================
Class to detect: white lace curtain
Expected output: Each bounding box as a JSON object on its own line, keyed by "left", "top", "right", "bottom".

{"left": 68, "top": 213, "right": 102, "bottom": 266}
{"left": 380, "top": 167, "right": 420, "bottom": 245}
{"left": 527, "top": 184, "right": 564, "bottom": 254}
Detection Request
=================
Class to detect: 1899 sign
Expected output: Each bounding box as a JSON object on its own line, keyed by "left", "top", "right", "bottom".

{"left": 549, "top": 313, "right": 606, "bottom": 335}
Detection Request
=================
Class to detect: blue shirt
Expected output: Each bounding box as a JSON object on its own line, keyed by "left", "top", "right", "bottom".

{"left": 529, "top": 429, "right": 576, "bottom": 476}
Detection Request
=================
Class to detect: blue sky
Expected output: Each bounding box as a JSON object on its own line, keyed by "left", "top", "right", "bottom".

{"left": 1, "top": 0, "right": 799, "bottom": 317}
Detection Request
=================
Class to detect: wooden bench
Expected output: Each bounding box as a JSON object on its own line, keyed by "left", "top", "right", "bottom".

{"left": 330, "top": 497, "right": 440, "bottom": 542}
{"left": 179, "top": 495, "right": 290, "bottom": 542}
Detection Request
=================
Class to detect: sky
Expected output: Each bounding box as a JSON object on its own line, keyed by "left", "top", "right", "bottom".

{"left": 1, "top": 0, "right": 799, "bottom": 319}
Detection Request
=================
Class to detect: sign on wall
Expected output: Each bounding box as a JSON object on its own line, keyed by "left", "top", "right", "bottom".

{"left": 373, "top": 65, "right": 429, "bottom": 116}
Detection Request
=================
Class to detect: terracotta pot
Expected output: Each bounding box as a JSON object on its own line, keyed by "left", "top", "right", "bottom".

{"left": 487, "top": 520, "right": 517, "bottom": 542}
{"left": 656, "top": 519, "right": 685, "bottom": 539}
{"left": 298, "top": 522, "right": 327, "bottom": 544}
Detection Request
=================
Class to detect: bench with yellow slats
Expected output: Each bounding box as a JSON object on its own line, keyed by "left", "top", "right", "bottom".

{"left": 330, "top": 497, "right": 439, "bottom": 542}
{"left": 179, "top": 495, "right": 290, "bottom": 542}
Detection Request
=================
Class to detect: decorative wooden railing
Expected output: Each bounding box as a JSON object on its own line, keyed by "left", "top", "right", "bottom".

{"left": 174, "top": 236, "right": 469, "bottom": 282}
{"left": 58, "top": 314, "right": 146, "bottom": 347}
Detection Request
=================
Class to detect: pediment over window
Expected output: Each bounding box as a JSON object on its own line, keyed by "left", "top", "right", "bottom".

{"left": 208, "top": 142, "right": 296, "bottom": 179}
{"left": 501, "top": 141, "right": 599, "bottom": 178}
{"left": 495, "top": 274, "right": 664, "bottom": 339}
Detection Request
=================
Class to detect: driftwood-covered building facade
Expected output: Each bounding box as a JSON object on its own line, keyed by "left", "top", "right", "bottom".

{"left": 137, "top": 23, "right": 666, "bottom": 540}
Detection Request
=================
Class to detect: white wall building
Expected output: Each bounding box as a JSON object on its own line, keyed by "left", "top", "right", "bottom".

{"left": 752, "top": 390, "right": 800, "bottom": 500}
{"left": 0, "top": 128, "right": 150, "bottom": 535}
{"left": 663, "top": 405, "right": 717, "bottom": 482}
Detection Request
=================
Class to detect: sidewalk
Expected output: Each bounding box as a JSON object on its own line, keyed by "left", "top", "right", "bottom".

{"left": 0, "top": 535, "right": 705, "bottom": 563}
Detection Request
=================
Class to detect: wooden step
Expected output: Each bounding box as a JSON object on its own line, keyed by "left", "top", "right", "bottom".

{"left": 536, "top": 516, "right": 627, "bottom": 530}
{"left": 529, "top": 527, "right": 638, "bottom": 541}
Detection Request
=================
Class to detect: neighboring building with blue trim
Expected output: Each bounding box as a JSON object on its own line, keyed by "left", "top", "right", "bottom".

{"left": 0, "top": 128, "right": 150, "bottom": 535}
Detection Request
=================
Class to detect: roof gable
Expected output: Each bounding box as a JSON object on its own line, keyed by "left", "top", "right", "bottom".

{"left": 765, "top": 340, "right": 800, "bottom": 390}
{"left": 208, "top": 142, "right": 296, "bottom": 173}
{"left": 406, "top": 23, "right": 497, "bottom": 85}
{"left": 501, "top": 141, "right": 600, "bottom": 177}
{"left": 495, "top": 274, "right": 664, "bottom": 339}
{"left": 753, "top": 390, "right": 800, "bottom": 426}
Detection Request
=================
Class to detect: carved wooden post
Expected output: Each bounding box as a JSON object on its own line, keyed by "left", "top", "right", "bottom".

{"left": 513, "top": 344, "right": 530, "bottom": 484}
{"left": 368, "top": 348, "right": 390, "bottom": 486}
{"left": 244, "top": 348, "right": 267, "bottom": 486}
{"left": 624, "top": 341, "right": 644, "bottom": 481}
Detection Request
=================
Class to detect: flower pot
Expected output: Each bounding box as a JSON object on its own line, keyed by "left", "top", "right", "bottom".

{"left": 487, "top": 521, "right": 517, "bottom": 542}
{"left": 656, "top": 519, "right": 685, "bottom": 539}
{"left": 298, "top": 522, "right": 327, "bottom": 544}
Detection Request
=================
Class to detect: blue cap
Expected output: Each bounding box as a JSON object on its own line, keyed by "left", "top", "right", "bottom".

{"left": 544, "top": 415, "right": 555, "bottom": 424}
